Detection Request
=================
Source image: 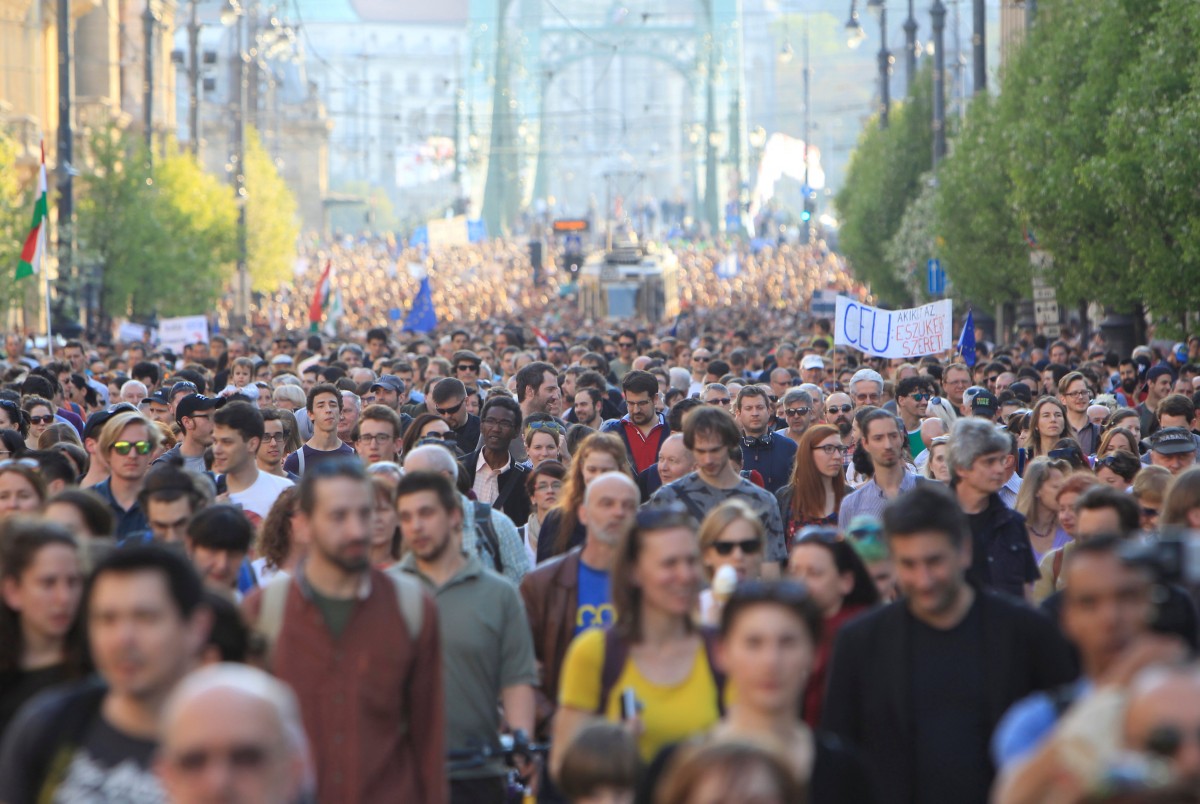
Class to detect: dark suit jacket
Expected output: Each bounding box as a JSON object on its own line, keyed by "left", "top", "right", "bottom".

{"left": 459, "top": 448, "right": 531, "bottom": 526}
{"left": 519, "top": 548, "right": 582, "bottom": 739}
{"left": 821, "top": 590, "right": 1075, "bottom": 804}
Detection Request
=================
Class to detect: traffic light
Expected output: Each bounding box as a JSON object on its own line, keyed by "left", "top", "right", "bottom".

{"left": 801, "top": 197, "right": 816, "bottom": 222}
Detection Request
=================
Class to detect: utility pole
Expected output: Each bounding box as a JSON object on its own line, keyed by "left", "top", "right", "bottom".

{"left": 903, "top": 0, "right": 917, "bottom": 94}
{"left": 188, "top": 0, "right": 200, "bottom": 156}
{"left": 931, "top": 0, "right": 947, "bottom": 167}
{"left": 802, "top": 20, "right": 811, "bottom": 241}
{"left": 233, "top": 4, "right": 249, "bottom": 331}
{"left": 143, "top": 2, "right": 156, "bottom": 158}
{"left": 876, "top": 2, "right": 890, "bottom": 128}
{"left": 972, "top": 0, "right": 985, "bottom": 93}
{"left": 56, "top": 0, "right": 73, "bottom": 330}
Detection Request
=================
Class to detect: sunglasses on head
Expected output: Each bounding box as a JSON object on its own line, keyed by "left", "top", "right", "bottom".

{"left": 795, "top": 527, "right": 843, "bottom": 545}
{"left": 1048, "top": 447, "right": 1081, "bottom": 461}
{"left": 526, "top": 420, "right": 565, "bottom": 436}
{"left": 0, "top": 458, "right": 39, "bottom": 470}
{"left": 112, "top": 440, "right": 152, "bottom": 456}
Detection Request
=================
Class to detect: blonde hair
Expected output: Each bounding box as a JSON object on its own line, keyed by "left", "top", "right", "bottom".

{"left": 98, "top": 411, "right": 161, "bottom": 456}
{"left": 697, "top": 499, "right": 765, "bottom": 581}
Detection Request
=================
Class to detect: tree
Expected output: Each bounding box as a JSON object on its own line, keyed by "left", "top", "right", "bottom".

{"left": 835, "top": 63, "right": 935, "bottom": 306}
{"left": 244, "top": 127, "right": 299, "bottom": 294}
{"left": 77, "top": 126, "right": 237, "bottom": 321}
{"left": 884, "top": 173, "right": 938, "bottom": 303}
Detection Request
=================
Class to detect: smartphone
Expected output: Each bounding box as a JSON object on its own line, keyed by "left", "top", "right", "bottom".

{"left": 620, "top": 687, "right": 639, "bottom": 721}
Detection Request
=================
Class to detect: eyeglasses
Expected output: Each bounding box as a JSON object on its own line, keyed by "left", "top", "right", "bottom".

{"left": 28, "top": 415, "right": 54, "bottom": 425}
{"left": 170, "top": 744, "right": 272, "bottom": 775}
{"left": 827, "top": 404, "right": 853, "bottom": 414}
{"left": 693, "top": 356, "right": 710, "bottom": 362}
{"left": 813, "top": 443, "right": 850, "bottom": 456}
{"left": 533, "top": 481, "right": 563, "bottom": 493}
{"left": 711, "top": 539, "right": 763, "bottom": 556}
{"left": 0, "top": 458, "right": 38, "bottom": 470}
{"left": 906, "top": 393, "right": 930, "bottom": 402}
{"left": 111, "top": 440, "right": 152, "bottom": 456}
{"left": 784, "top": 407, "right": 810, "bottom": 417}
{"left": 434, "top": 400, "right": 465, "bottom": 417}
{"left": 422, "top": 430, "right": 459, "bottom": 442}
{"left": 456, "top": 364, "right": 479, "bottom": 372}
{"left": 481, "top": 417, "right": 516, "bottom": 430}
{"left": 1061, "top": 389, "right": 1091, "bottom": 400}
{"left": 261, "top": 432, "right": 289, "bottom": 444}
{"left": 707, "top": 398, "right": 731, "bottom": 406}
{"left": 855, "top": 393, "right": 881, "bottom": 404}
{"left": 357, "top": 433, "right": 394, "bottom": 445}
{"left": 1141, "top": 506, "right": 1160, "bottom": 519}
{"left": 1141, "top": 724, "right": 1200, "bottom": 761}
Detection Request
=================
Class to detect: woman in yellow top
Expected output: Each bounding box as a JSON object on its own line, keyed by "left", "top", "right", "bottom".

{"left": 552, "top": 504, "right": 720, "bottom": 774}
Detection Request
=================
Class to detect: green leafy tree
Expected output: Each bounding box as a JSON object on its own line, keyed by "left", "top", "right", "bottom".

{"left": 884, "top": 173, "right": 938, "bottom": 302}
{"left": 244, "top": 127, "right": 299, "bottom": 294}
{"left": 835, "top": 64, "right": 935, "bottom": 306}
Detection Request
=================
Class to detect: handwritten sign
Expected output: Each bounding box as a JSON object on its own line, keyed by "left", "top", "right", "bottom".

{"left": 159, "top": 315, "right": 209, "bottom": 354}
{"left": 834, "top": 296, "right": 953, "bottom": 359}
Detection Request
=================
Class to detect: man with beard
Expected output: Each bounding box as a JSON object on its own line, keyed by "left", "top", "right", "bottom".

{"left": 838, "top": 410, "right": 924, "bottom": 530}
{"left": 572, "top": 388, "right": 604, "bottom": 431}
{"left": 519, "top": 472, "right": 640, "bottom": 742}
{"left": 243, "top": 460, "right": 446, "bottom": 803}
{"left": 394, "top": 471, "right": 537, "bottom": 803}
{"left": 824, "top": 391, "right": 857, "bottom": 467}
{"left": 600, "top": 371, "right": 669, "bottom": 474}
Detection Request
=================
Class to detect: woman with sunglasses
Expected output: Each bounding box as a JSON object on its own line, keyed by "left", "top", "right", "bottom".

{"left": 554, "top": 506, "right": 718, "bottom": 776}
{"left": 1014, "top": 457, "right": 1073, "bottom": 562}
{"left": 0, "top": 400, "right": 28, "bottom": 442}
{"left": 398, "top": 412, "right": 459, "bottom": 459}
{"left": 776, "top": 425, "right": 847, "bottom": 547}
{"left": 20, "top": 396, "right": 55, "bottom": 453}
{"left": 697, "top": 500, "right": 766, "bottom": 626}
{"left": 787, "top": 528, "right": 880, "bottom": 728}
{"left": 0, "top": 519, "right": 87, "bottom": 739}
{"left": 539, "top": 432, "right": 634, "bottom": 562}
{"left": 522, "top": 460, "right": 566, "bottom": 565}
{"left": 641, "top": 581, "right": 875, "bottom": 803}
{"left": 0, "top": 461, "right": 46, "bottom": 519}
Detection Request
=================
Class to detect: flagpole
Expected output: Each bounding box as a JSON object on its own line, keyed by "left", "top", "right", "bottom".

{"left": 41, "top": 222, "right": 52, "bottom": 359}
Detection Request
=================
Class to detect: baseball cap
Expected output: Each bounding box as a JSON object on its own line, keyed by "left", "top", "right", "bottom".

{"left": 82, "top": 404, "right": 138, "bottom": 442}
{"left": 145, "top": 389, "right": 170, "bottom": 407}
{"left": 175, "top": 394, "right": 217, "bottom": 427}
{"left": 1174, "top": 343, "right": 1189, "bottom": 363}
{"left": 1008, "top": 382, "right": 1034, "bottom": 405}
{"left": 801, "top": 355, "right": 825, "bottom": 371}
{"left": 1147, "top": 365, "right": 1175, "bottom": 384}
{"left": 1149, "top": 427, "right": 1197, "bottom": 455}
{"left": 270, "top": 354, "right": 294, "bottom": 366}
{"left": 371, "top": 375, "right": 406, "bottom": 394}
{"left": 452, "top": 349, "right": 481, "bottom": 367}
{"left": 971, "top": 388, "right": 998, "bottom": 415}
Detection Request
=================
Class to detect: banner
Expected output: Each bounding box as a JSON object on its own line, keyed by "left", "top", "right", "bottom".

{"left": 159, "top": 315, "right": 209, "bottom": 354}
{"left": 834, "top": 296, "right": 953, "bottom": 359}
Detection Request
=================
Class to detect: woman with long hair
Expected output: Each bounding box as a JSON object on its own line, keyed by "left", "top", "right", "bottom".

{"left": 775, "top": 425, "right": 847, "bottom": 545}
{"left": 0, "top": 462, "right": 45, "bottom": 520}
{"left": 554, "top": 506, "right": 716, "bottom": 773}
{"left": 0, "top": 519, "right": 87, "bottom": 738}
{"left": 1097, "top": 427, "right": 1141, "bottom": 459}
{"left": 522, "top": 460, "right": 565, "bottom": 565}
{"left": 1106, "top": 408, "right": 1143, "bottom": 446}
{"left": 787, "top": 530, "right": 880, "bottom": 727}
{"left": 251, "top": 487, "right": 305, "bottom": 585}
{"left": 399, "top": 412, "right": 459, "bottom": 459}
{"left": 1162, "top": 467, "right": 1200, "bottom": 528}
{"left": 1024, "top": 397, "right": 1070, "bottom": 464}
{"left": 697, "top": 500, "right": 766, "bottom": 626}
{"left": 921, "top": 435, "right": 951, "bottom": 482}
{"left": 368, "top": 474, "right": 401, "bottom": 567}
{"left": 1014, "top": 457, "right": 1073, "bottom": 561}
{"left": 537, "top": 432, "right": 633, "bottom": 562}
{"left": 20, "top": 397, "right": 55, "bottom": 452}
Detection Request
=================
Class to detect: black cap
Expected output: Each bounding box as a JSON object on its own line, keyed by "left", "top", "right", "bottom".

{"left": 1149, "top": 427, "right": 1197, "bottom": 455}
{"left": 971, "top": 388, "right": 998, "bottom": 413}
{"left": 175, "top": 394, "right": 217, "bottom": 427}
{"left": 82, "top": 403, "right": 138, "bottom": 442}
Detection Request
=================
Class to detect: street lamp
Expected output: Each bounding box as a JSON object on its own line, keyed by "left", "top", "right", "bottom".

{"left": 845, "top": 1, "right": 867, "bottom": 49}
{"left": 931, "top": 0, "right": 947, "bottom": 167}
{"left": 903, "top": 0, "right": 918, "bottom": 94}
{"left": 222, "top": 0, "right": 250, "bottom": 331}
{"left": 866, "top": 0, "right": 891, "bottom": 128}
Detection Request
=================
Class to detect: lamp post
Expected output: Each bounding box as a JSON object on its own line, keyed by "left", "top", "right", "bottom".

{"left": 143, "top": 2, "right": 157, "bottom": 158}
{"left": 222, "top": 0, "right": 250, "bottom": 331}
{"left": 931, "top": 0, "right": 947, "bottom": 167}
{"left": 188, "top": 0, "right": 200, "bottom": 156}
{"left": 903, "top": 0, "right": 917, "bottom": 94}
{"left": 972, "top": 0, "right": 985, "bottom": 93}
{"left": 867, "top": 0, "right": 891, "bottom": 128}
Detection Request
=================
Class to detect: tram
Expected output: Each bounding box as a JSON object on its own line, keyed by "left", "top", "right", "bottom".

{"left": 577, "top": 240, "right": 680, "bottom": 323}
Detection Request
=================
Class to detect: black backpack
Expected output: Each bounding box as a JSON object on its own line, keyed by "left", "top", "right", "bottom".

{"left": 473, "top": 501, "right": 504, "bottom": 574}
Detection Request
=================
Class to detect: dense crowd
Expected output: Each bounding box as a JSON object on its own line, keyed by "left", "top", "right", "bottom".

{"left": 1, "top": 270, "right": 1200, "bottom": 804}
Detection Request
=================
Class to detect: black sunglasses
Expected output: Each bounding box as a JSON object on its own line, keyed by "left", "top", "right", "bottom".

{"left": 711, "top": 538, "right": 762, "bottom": 556}
{"left": 827, "top": 404, "right": 853, "bottom": 414}
{"left": 1142, "top": 724, "right": 1200, "bottom": 761}
{"left": 435, "top": 400, "right": 465, "bottom": 417}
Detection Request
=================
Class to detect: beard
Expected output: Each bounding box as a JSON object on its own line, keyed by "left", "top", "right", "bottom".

{"left": 836, "top": 420, "right": 853, "bottom": 437}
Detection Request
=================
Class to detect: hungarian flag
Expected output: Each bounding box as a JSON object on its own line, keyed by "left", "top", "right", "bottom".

{"left": 308, "top": 260, "right": 333, "bottom": 332}
{"left": 531, "top": 325, "right": 549, "bottom": 349}
{"left": 16, "top": 142, "right": 48, "bottom": 280}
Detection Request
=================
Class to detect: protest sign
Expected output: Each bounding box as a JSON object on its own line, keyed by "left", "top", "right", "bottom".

{"left": 159, "top": 315, "right": 209, "bottom": 354}
{"left": 834, "top": 296, "right": 953, "bottom": 359}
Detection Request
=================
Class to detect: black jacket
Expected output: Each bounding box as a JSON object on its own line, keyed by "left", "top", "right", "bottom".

{"left": 822, "top": 590, "right": 1075, "bottom": 804}
{"left": 966, "top": 492, "right": 1039, "bottom": 598}
{"left": 459, "top": 448, "right": 531, "bottom": 527}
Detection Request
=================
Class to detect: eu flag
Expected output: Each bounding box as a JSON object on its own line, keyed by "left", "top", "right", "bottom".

{"left": 403, "top": 276, "right": 438, "bottom": 333}
{"left": 957, "top": 309, "right": 976, "bottom": 367}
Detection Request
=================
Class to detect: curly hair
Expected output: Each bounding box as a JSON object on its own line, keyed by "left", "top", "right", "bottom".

{"left": 257, "top": 486, "right": 300, "bottom": 572}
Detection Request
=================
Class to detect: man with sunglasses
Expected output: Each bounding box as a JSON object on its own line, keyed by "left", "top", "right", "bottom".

{"left": 610, "top": 330, "right": 638, "bottom": 381}
{"left": 430, "top": 377, "right": 480, "bottom": 457}
{"left": 154, "top": 394, "right": 217, "bottom": 474}
{"left": 1057, "top": 372, "right": 1101, "bottom": 456}
{"left": 93, "top": 411, "right": 162, "bottom": 540}
{"left": 896, "top": 376, "right": 935, "bottom": 459}
{"left": 823, "top": 391, "right": 858, "bottom": 467}
{"left": 775, "top": 387, "right": 815, "bottom": 443}
{"left": 688, "top": 349, "right": 712, "bottom": 397}
{"left": 452, "top": 349, "right": 483, "bottom": 389}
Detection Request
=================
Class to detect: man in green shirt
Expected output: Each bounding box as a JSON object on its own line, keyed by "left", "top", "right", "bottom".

{"left": 897, "top": 375, "right": 935, "bottom": 459}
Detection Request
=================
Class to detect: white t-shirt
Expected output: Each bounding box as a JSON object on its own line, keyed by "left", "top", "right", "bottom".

{"left": 227, "top": 470, "right": 294, "bottom": 526}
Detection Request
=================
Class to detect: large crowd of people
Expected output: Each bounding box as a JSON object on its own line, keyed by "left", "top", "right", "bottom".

{"left": 0, "top": 243, "right": 1199, "bottom": 804}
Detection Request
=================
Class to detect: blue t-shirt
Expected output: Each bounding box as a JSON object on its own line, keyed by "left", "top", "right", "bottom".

{"left": 575, "top": 560, "right": 613, "bottom": 635}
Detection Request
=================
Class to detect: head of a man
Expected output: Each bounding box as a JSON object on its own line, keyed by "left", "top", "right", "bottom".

{"left": 185, "top": 505, "right": 254, "bottom": 591}
{"left": 734, "top": 386, "right": 773, "bottom": 438}
{"left": 779, "top": 388, "right": 814, "bottom": 437}
{"left": 859, "top": 409, "right": 903, "bottom": 471}
{"left": 176, "top": 394, "right": 217, "bottom": 449}
{"left": 395, "top": 470, "right": 463, "bottom": 565}
{"left": 621, "top": 370, "right": 660, "bottom": 428}
{"left": 1149, "top": 427, "right": 1198, "bottom": 476}
{"left": 579, "top": 471, "right": 640, "bottom": 548}
{"left": 479, "top": 396, "right": 522, "bottom": 454}
{"left": 946, "top": 417, "right": 1010, "bottom": 495}
{"left": 295, "top": 460, "right": 372, "bottom": 577}
{"left": 1123, "top": 666, "right": 1200, "bottom": 788}
{"left": 211, "top": 401, "right": 263, "bottom": 477}
{"left": 683, "top": 406, "right": 740, "bottom": 482}
{"left": 1147, "top": 366, "right": 1176, "bottom": 403}
{"left": 896, "top": 376, "right": 933, "bottom": 423}
{"left": 430, "top": 377, "right": 469, "bottom": 428}
{"left": 305, "top": 384, "right": 343, "bottom": 437}
{"left": 882, "top": 484, "right": 972, "bottom": 625}
{"left": 1073, "top": 484, "right": 1142, "bottom": 540}
{"left": 101, "top": 411, "right": 161, "bottom": 486}
{"left": 657, "top": 433, "right": 696, "bottom": 486}
{"left": 573, "top": 388, "right": 602, "bottom": 427}
{"left": 824, "top": 392, "right": 854, "bottom": 436}
{"left": 515, "top": 361, "right": 561, "bottom": 416}
{"left": 368, "top": 375, "right": 407, "bottom": 410}
{"left": 848, "top": 369, "right": 884, "bottom": 408}
{"left": 353, "top": 405, "right": 402, "bottom": 465}
{"left": 87, "top": 546, "right": 211, "bottom": 704}
{"left": 140, "top": 463, "right": 208, "bottom": 544}
{"left": 1057, "top": 371, "right": 1092, "bottom": 417}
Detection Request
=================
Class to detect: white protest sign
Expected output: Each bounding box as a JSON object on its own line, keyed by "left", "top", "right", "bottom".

{"left": 426, "top": 215, "right": 469, "bottom": 248}
{"left": 158, "top": 315, "right": 210, "bottom": 354}
{"left": 834, "top": 296, "right": 953, "bottom": 359}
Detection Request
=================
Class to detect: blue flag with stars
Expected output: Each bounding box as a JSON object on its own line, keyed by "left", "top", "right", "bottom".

{"left": 957, "top": 308, "right": 976, "bottom": 367}
{"left": 403, "top": 276, "right": 438, "bottom": 333}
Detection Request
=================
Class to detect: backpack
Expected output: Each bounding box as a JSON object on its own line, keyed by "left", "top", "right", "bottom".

{"left": 472, "top": 501, "right": 504, "bottom": 574}
{"left": 256, "top": 570, "right": 424, "bottom": 662}
{"left": 596, "top": 625, "right": 726, "bottom": 717}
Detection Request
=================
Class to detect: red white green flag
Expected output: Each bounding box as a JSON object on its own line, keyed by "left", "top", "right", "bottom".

{"left": 15, "top": 142, "right": 47, "bottom": 280}
{"left": 308, "top": 259, "right": 333, "bottom": 332}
